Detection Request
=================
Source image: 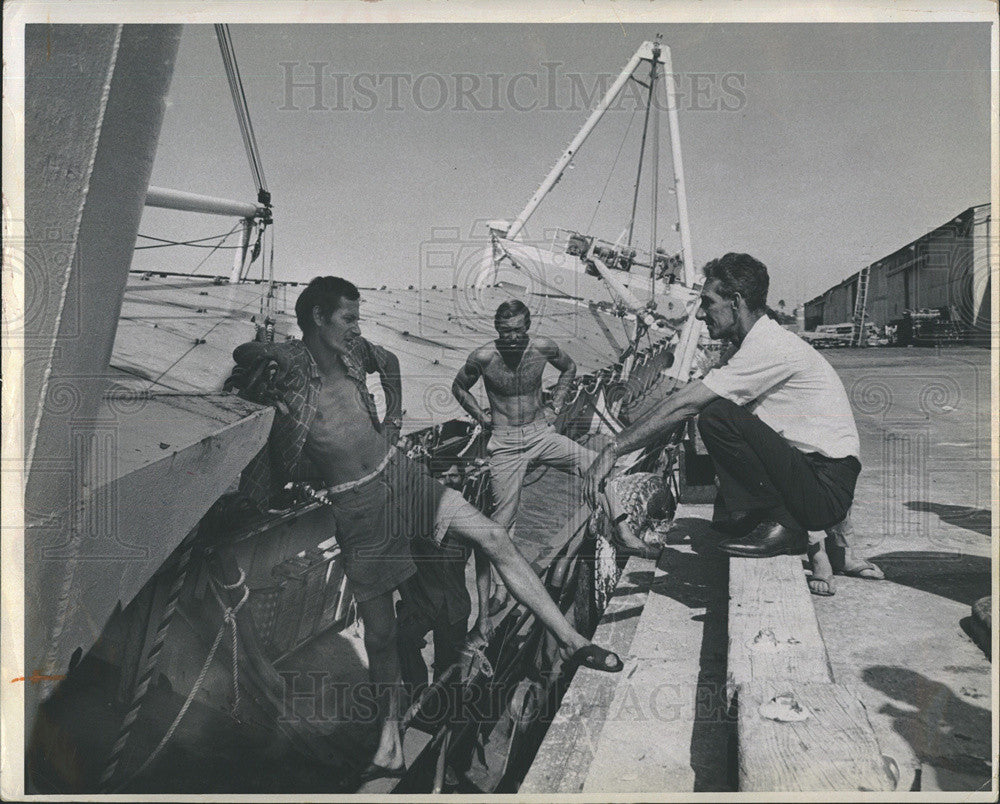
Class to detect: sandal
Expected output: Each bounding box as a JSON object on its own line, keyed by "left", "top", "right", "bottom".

{"left": 836, "top": 561, "right": 884, "bottom": 580}
{"left": 807, "top": 576, "right": 835, "bottom": 597}
{"left": 565, "top": 643, "right": 624, "bottom": 674}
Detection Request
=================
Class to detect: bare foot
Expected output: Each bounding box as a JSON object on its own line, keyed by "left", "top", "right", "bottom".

{"left": 837, "top": 555, "right": 885, "bottom": 580}
{"left": 807, "top": 542, "right": 835, "bottom": 596}
{"left": 828, "top": 543, "right": 885, "bottom": 579}
{"left": 369, "top": 719, "right": 405, "bottom": 775}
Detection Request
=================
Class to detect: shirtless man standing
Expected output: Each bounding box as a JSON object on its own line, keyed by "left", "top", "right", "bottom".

{"left": 452, "top": 300, "right": 597, "bottom": 608}
{"left": 234, "top": 278, "right": 621, "bottom": 781}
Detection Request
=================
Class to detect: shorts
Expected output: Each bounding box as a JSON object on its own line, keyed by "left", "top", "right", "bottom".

{"left": 325, "top": 450, "right": 467, "bottom": 603}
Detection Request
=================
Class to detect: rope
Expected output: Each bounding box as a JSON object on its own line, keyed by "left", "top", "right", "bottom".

{"left": 210, "top": 568, "right": 248, "bottom": 720}
{"left": 456, "top": 423, "right": 482, "bottom": 457}
{"left": 108, "top": 566, "right": 250, "bottom": 792}
{"left": 188, "top": 221, "right": 244, "bottom": 276}
{"left": 215, "top": 24, "right": 268, "bottom": 194}
{"left": 135, "top": 230, "right": 248, "bottom": 250}
{"left": 99, "top": 538, "right": 195, "bottom": 790}
{"left": 586, "top": 105, "right": 639, "bottom": 233}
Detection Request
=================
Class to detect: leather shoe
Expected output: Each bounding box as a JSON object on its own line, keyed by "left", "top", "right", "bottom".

{"left": 717, "top": 520, "right": 807, "bottom": 558}
{"left": 709, "top": 511, "right": 763, "bottom": 539}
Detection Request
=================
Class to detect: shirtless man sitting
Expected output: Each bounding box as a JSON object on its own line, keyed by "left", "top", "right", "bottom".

{"left": 234, "top": 278, "right": 621, "bottom": 781}
{"left": 452, "top": 300, "right": 598, "bottom": 609}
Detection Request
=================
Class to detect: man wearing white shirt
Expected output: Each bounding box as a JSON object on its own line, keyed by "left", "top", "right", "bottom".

{"left": 585, "top": 253, "right": 874, "bottom": 576}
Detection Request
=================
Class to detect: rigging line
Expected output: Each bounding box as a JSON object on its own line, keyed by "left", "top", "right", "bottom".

{"left": 188, "top": 221, "right": 244, "bottom": 276}
{"left": 217, "top": 32, "right": 260, "bottom": 193}
{"left": 219, "top": 33, "right": 262, "bottom": 193}
{"left": 215, "top": 27, "right": 256, "bottom": 188}
{"left": 626, "top": 54, "right": 659, "bottom": 251}
{"left": 135, "top": 242, "right": 244, "bottom": 251}
{"left": 136, "top": 231, "right": 249, "bottom": 248}
{"left": 650, "top": 64, "right": 661, "bottom": 304}
{"left": 215, "top": 24, "right": 268, "bottom": 193}
{"left": 586, "top": 105, "right": 639, "bottom": 233}
{"left": 146, "top": 287, "right": 267, "bottom": 389}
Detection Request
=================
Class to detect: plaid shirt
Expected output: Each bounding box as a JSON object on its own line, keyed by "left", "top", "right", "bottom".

{"left": 237, "top": 337, "right": 395, "bottom": 505}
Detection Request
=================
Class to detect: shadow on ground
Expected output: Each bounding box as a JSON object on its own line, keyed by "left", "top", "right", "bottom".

{"left": 652, "top": 546, "right": 732, "bottom": 792}
{"left": 863, "top": 665, "right": 992, "bottom": 791}
{"left": 868, "top": 551, "right": 991, "bottom": 608}
{"left": 904, "top": 502, "right": 992, "bottom": 537}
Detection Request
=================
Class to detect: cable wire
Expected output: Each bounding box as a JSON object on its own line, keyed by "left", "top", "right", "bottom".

{"left": 188, "top": 222, "right": 244, "bottom": 275}
{"left": 135, "top": 230, "right": 248, "bottom": 249}
{"left": 586, "top": 106, "right": 639, "bottom": 233}
{"left": 215, "top": 24, "right": 268, "bottom": 194}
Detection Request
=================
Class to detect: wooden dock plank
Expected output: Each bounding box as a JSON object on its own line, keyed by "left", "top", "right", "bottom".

{"left": 582, "top": 537, "right": 730, "bottom": 793}
{"left": 727, "top": 554, "right": 833, "bottom": 700}
{"left": 524, "top": 504, "right": 731, "bottom": 794}
{"left": 737, "top": 681, "right": 894, "bottom": 792}
{"left": 519, "top": 554, "right": 657, "bottom": 793}
{"left": 728, "top": 553, "right": 897, "bottom": 792}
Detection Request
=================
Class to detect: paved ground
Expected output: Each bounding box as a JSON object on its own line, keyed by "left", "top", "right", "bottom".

{"left": 813, "top": 347, "right": 993, "bottom": 791}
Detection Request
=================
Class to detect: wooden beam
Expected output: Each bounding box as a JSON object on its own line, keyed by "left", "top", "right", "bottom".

{"left": 582, "top": 538, "right": 730, "bottom": 793}
{"left": 737, "top": 681, "right": 895, "bottom": 791}
{"left": 728, "top": 555, "right": 897, "bottom": 792}
{"left": 727, "top": 554, "right": 833, "bottom": 701}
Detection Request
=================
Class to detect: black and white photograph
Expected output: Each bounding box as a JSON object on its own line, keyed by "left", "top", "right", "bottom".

{"left": 2, "top": 1, "right": 997, "bottom": 798}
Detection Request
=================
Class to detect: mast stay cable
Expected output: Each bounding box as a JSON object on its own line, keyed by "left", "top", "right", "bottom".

{"left": 215, "top": 24, "right": 268, "bottom": 196}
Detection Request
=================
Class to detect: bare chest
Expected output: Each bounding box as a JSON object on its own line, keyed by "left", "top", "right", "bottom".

{"left": 309, "top": 376, "right": 372, "bottom": 438}
{"left": 482, "top": 350, "right": 546, "bottom": 396}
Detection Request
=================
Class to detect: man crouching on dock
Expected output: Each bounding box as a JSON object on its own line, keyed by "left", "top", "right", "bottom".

{"left": 585, "top": 253, "right": 875, "bottom": 586}
{"left": 236, "top": 277, "right": 622, "bottom": 781}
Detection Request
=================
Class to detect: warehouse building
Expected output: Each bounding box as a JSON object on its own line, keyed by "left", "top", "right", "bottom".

{"left": 803, "top": 203, "right": 991, "bottom": 341}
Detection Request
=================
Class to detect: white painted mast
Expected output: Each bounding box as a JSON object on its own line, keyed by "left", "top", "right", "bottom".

{"left": 504, "top": 41, "right": 667, "bottom": 244}
{"left": 660, "top": 46, "right": 696, "bottom": 287}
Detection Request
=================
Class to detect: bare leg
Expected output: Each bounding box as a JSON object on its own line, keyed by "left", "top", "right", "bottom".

{"left": 824, "top": 511, "right": 884, "bottom": 579}
{"left": 806, "top": 539, "right": 835, "bottom": 596}
{"left": 446, "top": 500, "right": 596, "bottom": 658}
{"left": 356, "top": 593, "right": 406, "bottom": 772}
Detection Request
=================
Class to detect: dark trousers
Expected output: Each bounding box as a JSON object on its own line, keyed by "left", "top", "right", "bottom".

{"left": 397, "top": 612, "right": 467, "bottom": 691}
{"left": 696, "top": 397, "right": 860, "bottom": 532}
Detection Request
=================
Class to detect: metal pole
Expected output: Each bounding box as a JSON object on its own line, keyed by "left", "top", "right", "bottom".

{"left": 626, "top": 42, "right": 660, "bottom": 252}
{"left": 506, "top": 41, "right": 665, "bottom": 242}
{"left": 660, "top": 46, "right": 696, "bottom": 286}
{"left": 650, "top": 56, "right": 661, "bottom": 305}
{"left": 230, "top": 218, "right": 254, "bottom": 283}
{"left": 145, "top": 185, "right": 263, "bottom": 219}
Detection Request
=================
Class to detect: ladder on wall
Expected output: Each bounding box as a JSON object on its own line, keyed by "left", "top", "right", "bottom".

{"left": 851, "top": 264, "right": 870, "bottom": 346}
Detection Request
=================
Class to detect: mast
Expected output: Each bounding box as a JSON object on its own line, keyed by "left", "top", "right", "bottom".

{"left": 505, "top": 41, "right": 666, "bottom": 243}
{"left": 626, "top": 39, "right": 661, "bottom": 252}
{"left": 661, "top": 45, "right": 695, "bottom": 286}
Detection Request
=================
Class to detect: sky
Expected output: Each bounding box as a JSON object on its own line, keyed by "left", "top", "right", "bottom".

{"left": 133, "top": 22, "right": 992, "bottom": 309}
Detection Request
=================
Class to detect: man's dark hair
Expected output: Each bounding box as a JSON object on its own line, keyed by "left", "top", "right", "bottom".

{"left": 702, "top": 253, "right": 769, "bottom": 312}
{"left": 295, "top": 276, "right": 360, "bottom": 334}
{"left": 495, "top": 299, "right": 531, "bottom": 329}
